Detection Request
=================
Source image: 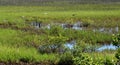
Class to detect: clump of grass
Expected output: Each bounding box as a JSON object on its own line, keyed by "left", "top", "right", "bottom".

{"left": 0, "top": 26, "right": 112, "bottom": 48}
{"left": 0, "top": 45, "right": 58, "bottom": 63}
{"left": 63, "top": 29, "right": 112, "bottom": 44}
{"left": 86, "top": 52, "right": 117, "bottom": 65}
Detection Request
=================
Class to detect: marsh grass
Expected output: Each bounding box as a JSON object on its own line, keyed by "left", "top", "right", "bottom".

{"left": 0, "top": 4, "right": 120, "bottom": 27}
{"left": 0, "top": 3, "right": 119, "bottom": 64}
{"left": 0, "top": 45, "right": 57, "bottom": 62}
{"left": 0, "top": 28, "right": 116, "bottom": 64}
{"left": 0, "top": 27, "right": 112, "bottom": 47}
{"left": 85, "top": 52, "right": 117, "bottom": 64}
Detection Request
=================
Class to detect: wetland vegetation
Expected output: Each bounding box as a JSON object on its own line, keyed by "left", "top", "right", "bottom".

{"left": 0, "top": 0, "right": 120, "bottom": 65}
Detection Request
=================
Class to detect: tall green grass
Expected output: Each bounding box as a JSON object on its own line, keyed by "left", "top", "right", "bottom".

{"left": 86, "top": 52, "right": 117, "bottom": 64}
{"left": 0, "top": 4, "right": 119, "bottom": 64}
{"left": 0, "top": 4, "right": 120, "bottom": 27}
{"left": 0, "top": 27, "right": 112, "bottom": 46}
{"left": 0, "top": 27, "right": 116, "bottom": 64}
{"left": 0, "top": 45, "right": 57, "bottom": 62}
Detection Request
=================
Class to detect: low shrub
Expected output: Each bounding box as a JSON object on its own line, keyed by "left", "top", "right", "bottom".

{"left": 72, "top": 45, "right": 94, "bottom": 65}
{"left": 58, "top": 52, "right": 74, "bottom": 65}
{"left": 103, "top": 58, "right": 114, "bottom": 65}
{"left": 115, "top": 48, "right": 120, "bottom": 65}
{"left": 115, "top": 48, "right": 120, "bottom": 60}
{"left": 112, "top": 34, "right": 120, "bottom": 48}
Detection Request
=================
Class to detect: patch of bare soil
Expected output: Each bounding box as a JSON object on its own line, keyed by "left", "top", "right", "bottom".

{"left": 0, "top": 62, "right": 55, "bottom": 65}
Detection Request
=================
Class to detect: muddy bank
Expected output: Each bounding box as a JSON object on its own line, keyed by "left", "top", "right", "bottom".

{"left": 0, "top": 21, "right": 119, "bottom": 34}
{"left": 0, "top": 22, "right": 46, "bottom": 35}
{"left": 29, "top": 21, "right": 119, "bottom": 34}
{"left": 0, "top": 62, "right": 55, "bottom": 65}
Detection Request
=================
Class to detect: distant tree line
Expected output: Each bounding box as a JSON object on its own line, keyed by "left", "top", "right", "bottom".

{"left": 0, "top": 0, "right": 120, "bottom": 5}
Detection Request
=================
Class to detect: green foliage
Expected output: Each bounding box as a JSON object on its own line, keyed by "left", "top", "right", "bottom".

{"left": 0, "top": 45, "right": 58, "bottom": 62}
{"left": 39, "top": 26, "right": 69, "bottom": 54}
{"left": 63, "top": 29, "right": 112, "bottom": 44}
{"left": 73, "top": 54, "right": 93, "bottom": 65}
{"left": 58, "top": 45, "right": 96, "bottom": 65}
{"left": 115, "top": 48, "right": 120, "bottom": 60}
{"left": 76, "top": 40, "right": 98, "bottom": 52}
{"left": 0, "top": 29, "right": 24, "bottom": 46}
{"left": 58, "top": 52, "right": 74, "bottom": 65}
{"left": 103, "top": 57, "right": 115, "bottom": 65}
{"left": 0, "top": 5, "right": 120, "bottom": 27}
{"left": 0, "top": 4, "right": 119, "bottom": 64}
{"left": 112, "top": 34, "right": 120, "bottom": 48}
{"left": 103, "top": 34, "right": 120, "bottom": 65}
{"left": 49, "top": 25, "right": 63, "bottom": 36}
{"left": 72, "top": 45, "right": 94, "bottom": 65}
{"left": 115, "top": 48, "right": 120, "bottom": 65}
{"left": 47, "top": 26, "right": 68, "bottom": 44}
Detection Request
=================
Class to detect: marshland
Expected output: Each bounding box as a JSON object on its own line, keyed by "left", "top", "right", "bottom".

{"left": 0, "top": 0, "right": 120, "bottom": 65}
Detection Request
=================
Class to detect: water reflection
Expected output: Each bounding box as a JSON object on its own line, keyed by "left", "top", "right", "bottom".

{"left": 30, "top": 21, "right": 119, "bottom": 34}
{"left": 95, "top": 44, "right": 116, "bottom": 51}
{"left": 31, "top": 21, "right": 41, "bottom": 29}
{"left": 72, "top": 22, "right": 83, "bottom": 30}
{"left": 64, "top": 40, "right": 76, "bottom": 49}
{"left": 64, "top": 40, "right": 117, "bottom": 52}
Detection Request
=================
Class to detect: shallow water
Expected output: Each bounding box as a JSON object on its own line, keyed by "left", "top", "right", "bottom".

{"left": 96, "top": 27, "right": 119, "bottom": 34}
{"left": 96, "top": 44, "right": 117, "bottom": 51}
{"left": 64, "top": 40, "right": 117, "bottom": 52}
{"left": 31, "top": 21, "right": 41, "bottom": 29}
{"left": 64, "top": 40, "right": 76, "bottom": 49}
{"left": 31, "top": 21, "right": 119, "bottom": 34}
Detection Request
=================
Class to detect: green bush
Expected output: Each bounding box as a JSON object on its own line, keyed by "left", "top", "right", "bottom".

{"left": 115, "top": 48, "right": 120, "bottom": 60}
{"left": 58, "top": 45, "right": 95, "bottom": 65}
{"left": 112, "top": 34, "right": 120, "bottom": 48}
{"left": 0, "top": 46, "right": 57, "bottom": 62}
{"left": 58, "top": 52, "right": 74, "bottom": 65}
{"left": 113, "top": 34, "right": 120, "bottom": 65}
{"left": 49, "top": 25, "right": 64, "bottom": 36}
{"left": 73, "top": 54, "right": 93, "bottom": 65}
{"left": 72, "top": 45, "right": 94, "bottom": 65}
{"left": 103, "top": 58, "right": 114, "bottom": 65}
{"left": 38, "top": 26, "right": 69, "bottom": 54}
{"left": 38, "top": 34, "right": 68, "bottom": 54}
{"left": 115, "top": 48, "right": 120, "bottom": 65}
